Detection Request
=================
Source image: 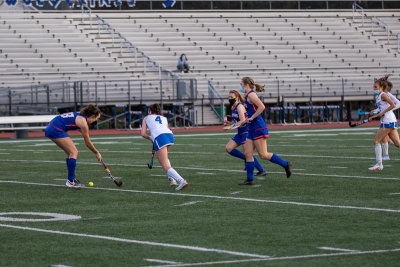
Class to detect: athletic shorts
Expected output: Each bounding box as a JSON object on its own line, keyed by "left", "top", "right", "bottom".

{"left": 247, "top": 126, "right": 269, "bottom": 140}
{"left": 380, "top": 122, "right": 398, "bottom": 129}
{"left": 154, "top": 133, "right": 174, "bottom": 151}
{"left": 45, "top": 124, "right": 69, "bottom": 139}
{"left": 232, "top": 132, "right": 248, "bottom": 145}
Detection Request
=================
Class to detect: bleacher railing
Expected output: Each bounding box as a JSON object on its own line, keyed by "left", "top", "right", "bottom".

{"left": 352, "top": 2, "right": 365, "bottom": 27}
{"left": 371, "top": 16, "right": 390, "bottom": 44}
{"left": 0, "top": 78, "right": 197, "bottom": 116}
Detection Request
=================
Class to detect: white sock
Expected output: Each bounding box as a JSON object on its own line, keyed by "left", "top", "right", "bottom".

{"left": 375, "top": 144, "right": 382, "bottom": 165}
{"left": 167, "top": 168, "right": 184, "bottom": 183}
{"left": 382, "top": 142, "right": 389, "bottom": 157}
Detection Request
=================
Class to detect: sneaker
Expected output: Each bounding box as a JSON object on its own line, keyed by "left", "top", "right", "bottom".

{"left": 66, "top": 180, "right": 84, "bottom": 188}
{"left": 169, "top": 177, "right": 178, "bottom": 186}
{"left": 382, "top": 155, "right": 390, "bottom": 161}
{"left": 175, "top": 180, "right": 188, "bottom": 191}
{"left": 73, "top": 178, "right": 81, "bottom": 185}
{"left": 284, "top": 162, "right": 292, "bottom": 178}
{"left": 238, "top": 179, "right": 254, "bottom": 185}
{"left": 368, "top": 163, "right": 383, "bottom": 171}
{"left": 255, "top": 171, "right": 267, "bottom": 176}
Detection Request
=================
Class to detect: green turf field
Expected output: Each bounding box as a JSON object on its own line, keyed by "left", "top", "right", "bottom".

{"left": 0, "top": 127, "right": 399, "bottom": 266}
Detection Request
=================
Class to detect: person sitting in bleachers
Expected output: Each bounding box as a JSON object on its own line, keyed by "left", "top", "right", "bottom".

{"left": 177, "top": 54, "right": 190, "bottom": 73}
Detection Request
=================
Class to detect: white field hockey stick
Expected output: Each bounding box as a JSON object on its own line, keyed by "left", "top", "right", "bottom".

{"left": 231, "top": 120, "right": 247, "bottom": 130}
{"left": 349, "top": 119, "right": 369, "bottom": 127}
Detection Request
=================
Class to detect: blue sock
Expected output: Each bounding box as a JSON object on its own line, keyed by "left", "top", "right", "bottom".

{"left": 270, "top": 153, "right": 288, "bottom": 168}
{"left": 253, "top": 156, "right": 264, "bottom": 172}
{"left": 67, "top": 158, "right": 77, "bottom": 182}
{"left": 245, "top": 161, "right": 255, "bottom": 181}
{"left": 229, "top": 149, "right": 246, "bottom": 160}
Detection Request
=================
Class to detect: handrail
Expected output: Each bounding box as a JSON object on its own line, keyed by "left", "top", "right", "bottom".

{"left": 208, "top": 80, "right": 224, "bottom": 122}
{"left": 397, "top": 33, "right": 400, "bottom": 53}
{"left": 352, "top": 2, "right": 365, "bottom": 26}
{"left": 371, "top": 16, "right": 390, "bottom": 44}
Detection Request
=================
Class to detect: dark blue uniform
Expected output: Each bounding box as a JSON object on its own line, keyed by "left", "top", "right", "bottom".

{"left": 45, "top": 112, "right": 87, "bottom": 139}
{"left": 231, "top": 103, "right": 248, "bottom": 145}
{"left": 244, "top": 91, "right": 269, "bottom": 140}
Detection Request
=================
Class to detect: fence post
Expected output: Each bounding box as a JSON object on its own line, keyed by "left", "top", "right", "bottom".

{"left": 46, "top": 85, "right": 50, "bottom": 112}
{"left": 8, "top": 90, "right": 11, "bottom": 116}
{"left": 73, "top": 82, "right": 78, "bottom": 112}
{"left": 160, "top": 79, "right": 163, "bottom": 111}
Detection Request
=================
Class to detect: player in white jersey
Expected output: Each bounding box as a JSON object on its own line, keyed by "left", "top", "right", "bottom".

{"left": 373, "top": 78, "right": 400, "bottom": 160}
{"left": 368, "top": 78, "right": 400, "bottom": 171}
{"left": 141, "top": 104, "right": 188, "bottom": 190}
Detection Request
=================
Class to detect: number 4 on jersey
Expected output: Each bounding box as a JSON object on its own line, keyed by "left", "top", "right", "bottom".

{"left": 155, "top": 116, "right": 162, "bottom": 124}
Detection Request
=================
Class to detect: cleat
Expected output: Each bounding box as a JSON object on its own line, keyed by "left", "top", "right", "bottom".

{"left": 284, "top": 162, "right": 292, "bottom": 178}
{"left": 66, "top": 180, "right": 84, "bottom": 188}
{"left": 382, "top": 155, "right": 390, "bottom": 161}
{"left": 65, "top": 180, "right": 75, "bottom": 188}
{"left": 73, "top": 178, "right": 81, "bottom": 185}
{"left": 175, "top": 180, "right": 188, "bottom": 191}
{"left": 238, "top": 179, "right": 254, "bottom": 185}
{"left": 255, "top": 171, "right": 267, "bottom": 176}
{"left": 169, "top": 177, "right": 178, "bottom": 186}
{"left": 368, "top": 164, "right": 383, "bottom": 171}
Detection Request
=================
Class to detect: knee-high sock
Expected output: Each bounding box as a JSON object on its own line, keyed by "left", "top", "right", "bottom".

{"left": 375, "top": 144, "right": 382, "bottom": 165}
{"left": 269, "top": 153, "right": 288, "bottom": 168}
{"left": 67, "top": 158, "right": 76, "bottom": 182}
{"left": 167, "top": 168, "right": 184, "bottom": 183}
{"left": 246, "top": 161, "right": 255, "bottom": 181}
{"left": 229, "top": 149, "right": 264, "bottom": 172}
{"left": 382, "top": 142, "right": 389, "bottom": 157}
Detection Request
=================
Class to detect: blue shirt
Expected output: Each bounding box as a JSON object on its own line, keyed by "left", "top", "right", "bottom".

{"left": 231, "top": 102, "right": 248, "bottom": 134}
{"left": 49, "top": 112, "right": 87, "bottom": 132}
{"left": 244, "top": 91, "right": 267, "bottom": 131}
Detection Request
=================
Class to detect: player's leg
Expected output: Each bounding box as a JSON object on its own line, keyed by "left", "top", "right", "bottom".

{"left": 241, "top": 138, "right": 255, "bottom": 185}
{"left": 387, "top": 128, "right": 400, "bottom": 148}
{"left": 156, "top": 145, "right": 188, "bottom": 190}
{"left": 254, "top": 138, "right": 292, "bottom": 178}
{"left": 369, "top": 128, "right": 390, "bottom": 171}
{"left": 50, "top": 137, "right": 79, "bottom": 186}
{"left": 382, "top": 135, "right": 390, "bottom": 160}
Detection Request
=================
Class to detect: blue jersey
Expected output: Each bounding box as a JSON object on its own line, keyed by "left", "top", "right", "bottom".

{"left": 49, "top": 112, "right": 87, "bottom": 132}
{"left": 244, "top": 91, "right": 267, "bottom": 131}
{"left": 231, "top": 102, "right": 248, "bottom": 134}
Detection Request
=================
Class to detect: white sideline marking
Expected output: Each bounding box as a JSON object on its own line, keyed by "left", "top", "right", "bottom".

{"left": 389, "top": 193, "right": 400, "bottom": 195}
{"left": 175, "top": 201, "right": 202, "bottom": 207}
{"left": 230, "top": 191, "right": 242, "bottom": 195}
{"left": 145, "top": 259, "right": 181, "bottom": 264}
{"left": 196, "top": 172, "right": 215, "bottom": 175}
{"left": 318, "top": 246, "right": 359, "bottom": 252}
{"left": 151, "top": 174, "right": 167, "bottom": 177}
{"left": 3, "top": 159, "right": 400, "bottom": 182}
{"left": 327, "top": 166, "right": 348, "bottom": 169}
{"left": 52, "top": 265, "right": 73, "bottom": 267}
{"left": 0, "top": 223, "right": 270, "bottom": 259}
{"left": 145, "top": 248, "right": 400, "bottom": 267}
{"left": 1, "top": 180, "right": 400, "bottom": 214}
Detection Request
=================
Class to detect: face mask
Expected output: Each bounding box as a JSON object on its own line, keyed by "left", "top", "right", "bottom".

{"left": 228, "top": 98, "right": 236, "bottom": 106}
{"left": 239, "top": 85, "right": 245, "bottom": 93}
{"left": 374, "top": 90, "right": 380, "bottom": 95}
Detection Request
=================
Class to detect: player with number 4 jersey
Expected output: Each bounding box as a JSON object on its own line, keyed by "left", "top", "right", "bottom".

{"left": 141, "top": 104, "right": 188, "bottom": 190}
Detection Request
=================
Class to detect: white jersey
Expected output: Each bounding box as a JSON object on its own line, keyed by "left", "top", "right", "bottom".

{"left": 387, "top": 92, "right": 400, "bottom": 111}
{"left": 376, "top": 92, "right": 397, "bottom": 123}
{"left": 145, "top": 114, "right": 172, "bottom": 140}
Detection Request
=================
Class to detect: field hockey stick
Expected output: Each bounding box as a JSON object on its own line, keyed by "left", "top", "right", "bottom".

{"left": 224, "top": 115, "right": 233, "bottom": 125}
{"left": 348, "top": 118, "right": 369, "bottom": 128}
{"left": 147, "top": 145, "right": 155, "bottom": 169}
{"left": 358, "top": 109, "right": 379, "bottom": 116}
{"left": 100, "top": 160, "right": 123, "bottom": 187}
{"left": 231, "top": 120, "right": 248, "bottom": 130}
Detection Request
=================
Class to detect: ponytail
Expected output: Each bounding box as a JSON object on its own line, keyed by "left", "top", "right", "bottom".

{"left": 242, "top": 77, "right": 265, "bottom": 92}
{"left": 80, "top": 104, "right": 101, "bottom": 118}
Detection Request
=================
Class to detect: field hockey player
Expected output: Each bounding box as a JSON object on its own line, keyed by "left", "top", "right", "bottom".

{"left": 240, "top": 77, "right": 292, "bottom": 185}
{"left": 141, "top": 104, "right": 188, "bottom": 190}
{"left": 44, "top": 104, "right": 102, "bottom": 188}
{"left": 224, "top": 90, "right": 266, "bottom": 177}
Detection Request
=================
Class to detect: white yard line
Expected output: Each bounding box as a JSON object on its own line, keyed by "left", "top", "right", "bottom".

{"left": 175, "top": 201, "right": 202, "bottom": 207}
{"left": 3, "top": 158, "right": 400, "bottom": 182}
{"left": 1, "top": 180, "right": 400, "bottom": 214}
{"left": 0, "top": 223, "right": 269, "bottom": 259}
{"left": 145, "top": 259, "right": 181, "bottom": 264}
{"left": 144, "top": 248, "right": 400, "bottom": 267}
{"left": 230, "top": 191, "right": 242, "bottom": 195}
{"left": 317, "top": 246, "right": 359, "bottom": 252}
{"left": 327, "top": 167, "right": 348, "bottom": 169}
{"left": 196, "top": 172, "right": 215, "bottom": 175}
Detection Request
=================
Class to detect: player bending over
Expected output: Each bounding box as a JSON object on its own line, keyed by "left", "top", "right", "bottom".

{"left": 141, "top": 104, "right": 188, "bottom": 190}
{"left": 45, "top": 104, "right": 102, "bottom": 187}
